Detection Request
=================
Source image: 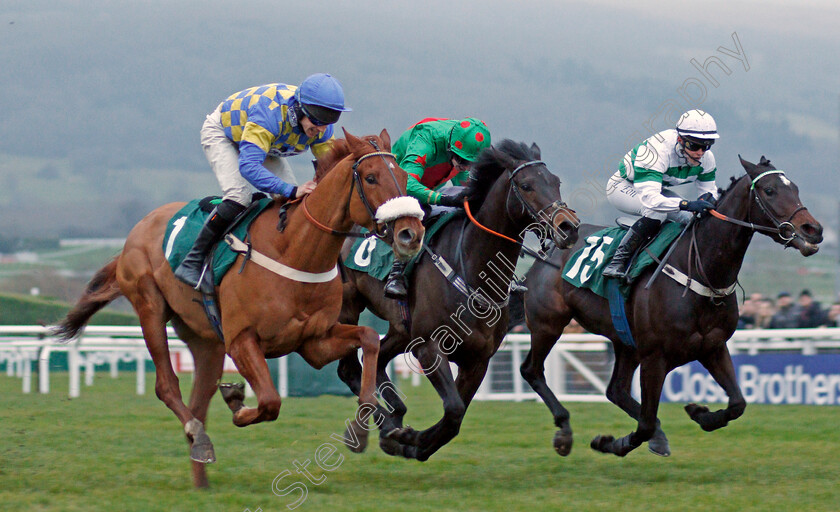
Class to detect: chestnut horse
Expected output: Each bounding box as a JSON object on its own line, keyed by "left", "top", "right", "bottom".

{"left": 337, "top": 140, "right": 579, "bottom": 461}
{"left": 53, "top": 130, "right": 425, "bottom": 487}
{"left": 520, "top": 156, "right": 822, "bottom": 458}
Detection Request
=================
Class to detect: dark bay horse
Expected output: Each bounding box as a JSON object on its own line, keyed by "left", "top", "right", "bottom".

{"left": 53, "top": 130, "right": 425, "bottom": 487}
{"left": 520, "top": 156, "right": 822, "bottom": 457}
{"left": 337, "top": 140, "right": 580, "bottom": 461}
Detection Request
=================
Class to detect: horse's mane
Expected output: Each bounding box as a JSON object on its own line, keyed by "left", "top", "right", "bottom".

{"left": 313, "top": 139, "right": 351, "bottom": 182}
{"left": 718, "top": 158, "right": 773, "bottom": 200}
{"left": 313, "top": 135, "right": 389, "bottom": 183}
{"left": 466, "top": 139, "right": 537, "bottom": 211}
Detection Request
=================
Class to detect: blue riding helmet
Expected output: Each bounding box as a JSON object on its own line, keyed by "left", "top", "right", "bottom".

{"left": 296, "top": 73, "right": 351, "bottom": 126}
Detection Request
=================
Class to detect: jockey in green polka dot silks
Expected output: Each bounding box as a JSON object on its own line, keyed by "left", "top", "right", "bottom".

{"left": 383, "top": 117, "right": 491, "bottom": 300}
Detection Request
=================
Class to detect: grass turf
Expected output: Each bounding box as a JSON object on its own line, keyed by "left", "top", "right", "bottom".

{"left": 1, "top": 371, "right": 838, "bottom": 512}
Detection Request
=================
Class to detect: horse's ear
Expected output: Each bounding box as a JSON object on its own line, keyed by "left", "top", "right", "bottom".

{"left": 530, "top": 143, "right": 541, "bottom": 160}
{"left": 379, "top": 128, "right": 392, "bottom": 151}
{"left": 738, "top": 154, "right": 757, "bottom": 174}
{"left": 342, "top": 128, "right": 365, "bottom": 156}
{"left": 759, "top": 155, "right": 771, "bottom": 166}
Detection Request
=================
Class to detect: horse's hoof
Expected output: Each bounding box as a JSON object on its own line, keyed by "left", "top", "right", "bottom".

{"left": 190, "top": 440, "right": 216, "bottom": 464}
{"left": 684, "top": 403, "right": 709, "bottom": 419}
{"left": 384, "top": 425, "right": 418, "bottom": 446}
{"left": 553, "top": 430, "right": 573, "bottom": 457}
{"left": 379, "top": 436, "right": 412, "bottom": 458}
{"left": 344, "top": 421, "right": 368, "bottom": 454}
{"left": 590, "top": 434, "right": 614, "bottom": 454}
{"left": 648, "top": 430, "right": 671, "bottom": 457}
{"left": 219, "top": 382, "right": 246, "bottom": 403}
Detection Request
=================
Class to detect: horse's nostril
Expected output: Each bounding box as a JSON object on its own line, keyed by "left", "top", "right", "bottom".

{"left": 397, "top": 228, "right": 415, "bottom": 244}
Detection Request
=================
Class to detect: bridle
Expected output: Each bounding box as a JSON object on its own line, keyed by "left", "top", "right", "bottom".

{"left": 301, "top": 140, "right": 406, "bottom": 239}
{"left": 466, "top": 160, "right": 574, "bottom": 244}
{"left": 708, "top": 169, "right": 806, "bottom": 244}
{"left": 677, "top": 169, "right": 807, "bottom": 301}
{"left": 463, "top": 159, "right": 575, "bottom": 268}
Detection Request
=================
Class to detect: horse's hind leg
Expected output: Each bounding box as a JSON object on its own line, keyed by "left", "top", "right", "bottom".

{"left": 685, "top": 344, "right": 746, "bottom": 431}
{"left": 520, "top": 323, "right": 574, "bottom": 456}
{"left": 605, "top": 343, "right": 670, "bottom": 457}
{"left": 126, "top": 276, "right": 217, "bottom": 472}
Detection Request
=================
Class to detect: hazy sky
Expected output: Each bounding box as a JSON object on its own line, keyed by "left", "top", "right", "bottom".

{"left": 1, "top": 0, "right": 838, "bottom": 234}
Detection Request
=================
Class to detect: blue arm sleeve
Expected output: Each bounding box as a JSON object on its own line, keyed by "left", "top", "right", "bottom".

{"left": 238, "top": 141, "right": 296, "bottom": 198}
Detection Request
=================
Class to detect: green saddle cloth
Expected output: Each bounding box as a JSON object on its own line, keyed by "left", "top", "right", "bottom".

{"left": 163, "top": 197, "right": 274, "bottom": 286}
{"left": 343, "top": 211, "right": 460, "bottom": 280}
{"left": 562, "top": 222, "right": 684, "bottom": 299}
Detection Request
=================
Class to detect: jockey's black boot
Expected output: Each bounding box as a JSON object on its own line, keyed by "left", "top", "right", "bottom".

{"left": 174, "top": 199, "right": 245, "bottom": 293}
{"left": 383, "top": 261, "right": 408, "bottom": 300}
{"left": 601, "top": 217, "right": 661, "bottom": 279}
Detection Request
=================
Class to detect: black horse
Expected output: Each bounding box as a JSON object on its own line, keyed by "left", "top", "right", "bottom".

{"left": 519, "top": 156, "right": 823, "bottom": 457}
{"left": 337, "top": 140, "right": 580, "bottom": 460}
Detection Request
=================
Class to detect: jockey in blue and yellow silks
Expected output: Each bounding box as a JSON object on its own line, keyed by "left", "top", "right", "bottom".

{"left": 174, "top": 73, "right": 351, "bottom": 293}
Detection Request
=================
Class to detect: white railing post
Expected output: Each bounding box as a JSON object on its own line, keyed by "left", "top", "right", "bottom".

{"left": 69, "top": 341, "right": 80, "bottom": 399}
{"left": 38, "top": 345, "right": 52, "bottom": 394}
{"left": 278, "top": 357, "right": 288, "bottom": 398}
{"left": 135, "top": 351, "right": 145, "bottom": 395}
{"left": 511, "top": 338, "right": 524, "bottom": 402}
{"left": 21, "top": 353, "right": 32, "bottom": 394}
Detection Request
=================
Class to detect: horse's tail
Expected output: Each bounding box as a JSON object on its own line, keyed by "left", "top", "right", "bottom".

{"left": 51, "top": 256, "right": 123, "bottom": 341}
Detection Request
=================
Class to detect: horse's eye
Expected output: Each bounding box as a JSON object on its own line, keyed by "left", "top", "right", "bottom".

{"left": 763, "top": 187, "right": 774, "bottom": 196}
{"left": 365, "top": 174, "right": 377, "bottom": 185}
{"left": 520, "top": 183, "right": 533, "bottom": 192}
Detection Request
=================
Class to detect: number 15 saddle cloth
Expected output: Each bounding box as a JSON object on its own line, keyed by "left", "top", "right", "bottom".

{"left": 562, "top": 222, "right": 683, "bottom": 299}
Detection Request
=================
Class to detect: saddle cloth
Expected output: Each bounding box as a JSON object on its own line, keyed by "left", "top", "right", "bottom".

{"left": 342, "top": 211, "right": 461, "bottom": 280}
{"left": 562, "top": 222, "right": 683, "bottom": 298}
{"left": 163, "top": 197, "right": 274, "bottom": 286}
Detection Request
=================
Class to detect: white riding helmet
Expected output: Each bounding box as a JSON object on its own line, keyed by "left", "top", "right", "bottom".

{"left": 676, "top": 109, "right": 720, "bottom": 140}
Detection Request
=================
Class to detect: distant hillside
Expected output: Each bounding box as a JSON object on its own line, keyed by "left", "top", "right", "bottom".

{"left": 0, "top": 292, "right": 138, "bottom": 326}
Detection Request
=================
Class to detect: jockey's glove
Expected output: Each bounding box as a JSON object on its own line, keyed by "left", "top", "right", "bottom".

{"left": 437, "top": 188, "right": 469, "bottom": 208}
{"left": 679, "top": 199, "right": 715, "bottom": 213}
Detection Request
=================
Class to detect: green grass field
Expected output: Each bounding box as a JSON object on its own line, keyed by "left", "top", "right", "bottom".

{"left": 2, "top": 372, "right": 838, "bottom": 512}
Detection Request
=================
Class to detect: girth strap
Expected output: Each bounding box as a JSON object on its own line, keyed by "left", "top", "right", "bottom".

{"left": 225, "top": 234, "right": 338, "bottom": 283}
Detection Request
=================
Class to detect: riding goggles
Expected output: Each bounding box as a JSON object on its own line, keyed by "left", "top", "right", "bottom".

{"left": 682, "top": 138, "right": 714, "bottom": 152}
{"left": 300, "top": 103, "right": 340, "bottom": 127}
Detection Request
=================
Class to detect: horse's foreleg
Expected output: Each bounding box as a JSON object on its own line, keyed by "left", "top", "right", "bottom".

{"left": 410, "top": 358, "right": 490, "bottom": 462}
{"left": 592, "top": 358, "right": 666, "bottom": 457}
{"left": 337, "top": 333, "right": 407, "bottom": 438}
{"left": 520, "top": 328, "right": 573, "bottom": 456}
{"left": 184, "top": 337, "right": 226, "bottom": 488}
{"left": 298, "top": 324, "right": 381, "bottom": 454}
{"left": 686, "top": 345, "right": 746, "bottom": 431}
{"left": 224, "top": 328, "right": 282, "bottom": 427}
{"left": 387, "top": 343, "right": 463, "bottom": 462}
{"left": 605, "top": 343, "right": 670, "bottom": 457}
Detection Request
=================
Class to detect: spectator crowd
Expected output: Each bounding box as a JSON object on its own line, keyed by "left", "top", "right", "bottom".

{"left": 738, "top": 289, "right": 840, "bottom": 329}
